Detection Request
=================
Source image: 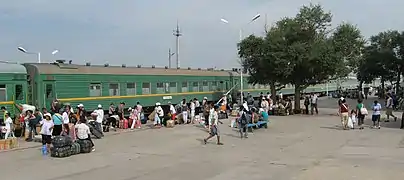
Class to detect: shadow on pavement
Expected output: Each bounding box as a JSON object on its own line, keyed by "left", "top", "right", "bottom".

{"left": 320, "top": 125, "right": 343, "bottom": 130}
{"left": 222, "top": 133, "right": 241, "bottom": 139}
{"left": 363, "top": 119, "right": 403, "bottom": 129}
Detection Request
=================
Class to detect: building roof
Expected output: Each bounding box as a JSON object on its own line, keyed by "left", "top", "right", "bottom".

{"left": 24, "top": 63, "right": 240, "bottom": 77}
{"left": 0, "top": 63, "right": 27, "bottom": 74}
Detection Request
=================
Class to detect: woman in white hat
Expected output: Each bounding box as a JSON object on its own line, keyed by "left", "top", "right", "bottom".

{"left": 40, "top": 113, "right": 54, "bottom": 153}
{"left": 93, "top": 104, "right": 104, "bottom": 134}
{"left": 154, "top": 102, "right": 163, "bottom": 127}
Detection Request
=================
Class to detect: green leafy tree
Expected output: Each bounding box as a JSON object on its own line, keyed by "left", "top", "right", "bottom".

{"left": 239, "top": 3, "right": 364, "bottom": 112}
{"left": 238, "top": 27, "right": 290, "bottom": 100}
{"left": 357, "top": 30, "right": 404, "bottom": 96}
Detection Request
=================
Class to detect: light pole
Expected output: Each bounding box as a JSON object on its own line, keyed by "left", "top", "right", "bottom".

{"left": 17, "top": 47, "right": 41, "bottom": 63}
{"left": 168, "top": 48, "right": 175, "bottom": 68}
{"left": 220, "top": 13, "right": 261, "bottom": 104}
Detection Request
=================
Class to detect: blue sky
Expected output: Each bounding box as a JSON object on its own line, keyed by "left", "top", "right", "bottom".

{"left": 0, "top": 0, "right": 403, "bottom": 69}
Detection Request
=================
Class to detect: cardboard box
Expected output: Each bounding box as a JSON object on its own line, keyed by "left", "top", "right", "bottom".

{"left": 166, "top": 120, "right": 175, "bottom": 128}
{"left": 9, "top": 137, "right": 18, "bottom": 149}
{"left": 0, "top": 139, "right": 5, "bottom": 150}
{"left": 4, "top": 139, "right": 10, "bottom": 150}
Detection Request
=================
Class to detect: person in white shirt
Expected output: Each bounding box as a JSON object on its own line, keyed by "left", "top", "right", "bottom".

{"left": 385, "top": 93, "right": 397, "bottom": 122}
{"left": 190, "top": 100, "right": 196, "bottom": 123}
{"left": 136, "top": 102, "right": 143, "bottom": 123}
{"left": 75, "top": 119, "right": 95, "bottom": 151}
{"left": 4, "top": 113, "right": 14, "bottom": 139}
{"left": 93, "top": 104, "right": 104, "bottom": 134}
{"left": 40, "top": 113, "right": 54, "bottom": 153}
{"left": 372, "top": 100, "right": 382, "bottom": 129}
{"left": 168, "top": 102, "right": 176, "bottom": 120}
{"left": 154, "top": 102, "right": 164, "bottom": 126}
{"left": 203, "top": 105, "right": 223, "bottom": 145}
{"left": 194, "top": 98, "right": 200, "bottom": 116}
{"left": 62, "top": 106, "right": 70, "bottom": 135}
{"left": 310, "top": 93, "right": 319, "bottom": 115}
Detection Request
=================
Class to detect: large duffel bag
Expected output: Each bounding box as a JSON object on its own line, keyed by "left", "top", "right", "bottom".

{"left": 70, "top": 142, "right": 81, "bottom": 155}
{"left": 77, "top": 139, "right": 92, "bottom": 153}
{"left": 87, "top": 121, "right": 103, "bottom": 139}
{"left": 52, "top": 135, "right": 73, "bottom": 148}
{"left": 51, "top": 146, "right": 71, "bottom": 158}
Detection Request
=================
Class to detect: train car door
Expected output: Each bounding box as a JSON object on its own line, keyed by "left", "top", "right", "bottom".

{"left": 14, "top": 84, "right": 26, "bottom": 105}
{"left": 43, "top": 81, "right": 55, "bottom": 109}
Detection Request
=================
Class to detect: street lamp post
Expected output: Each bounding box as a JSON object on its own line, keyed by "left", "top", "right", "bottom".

{"left": 17, "top": 47, "right": 41, "bottom": 63}
{"left": 220, "top": 14, "right": 261, "bottom": 104}
{"left": 18, "top": 47, "right": 60, "bottom": 63}
{"left": 168, "top": 48, "right": 175, "bottom": 68}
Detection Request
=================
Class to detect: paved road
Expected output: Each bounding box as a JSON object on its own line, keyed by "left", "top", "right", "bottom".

{"left": 1, "top": 108, "right": 404, "bottom": 180}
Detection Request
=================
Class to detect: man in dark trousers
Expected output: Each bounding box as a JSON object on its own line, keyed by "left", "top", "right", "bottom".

{"left": 401, "top": 112, "right": 404, "bottom": 129}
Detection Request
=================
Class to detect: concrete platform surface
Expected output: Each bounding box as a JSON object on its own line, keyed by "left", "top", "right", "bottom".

{"left": 1, "top": 108, "right": 404, "bottom": 180}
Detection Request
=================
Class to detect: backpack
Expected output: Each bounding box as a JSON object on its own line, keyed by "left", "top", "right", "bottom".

{"left": 239, "top": 112, "right": 248, "bottom": 125}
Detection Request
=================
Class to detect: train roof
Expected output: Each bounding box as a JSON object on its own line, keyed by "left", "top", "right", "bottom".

{"left": 0, "top": 63, "right": 27, "bottom": 74}
{"left": 24, "top": 62, "right": 240, "bottom": 77}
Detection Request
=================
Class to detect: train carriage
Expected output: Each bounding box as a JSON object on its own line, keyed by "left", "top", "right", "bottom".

{"left": 23, "top": 62, "right": 238, "bottom": 110}
{"left": 0, "top": 64, "right": 28, "bottom": 117}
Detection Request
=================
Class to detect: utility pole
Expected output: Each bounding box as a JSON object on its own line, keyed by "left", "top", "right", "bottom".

{"left": 173, "top": 20, "right": 182, "bottom": 69}
{"left": 168, "top": 48, "right": 175, "bottom": 68}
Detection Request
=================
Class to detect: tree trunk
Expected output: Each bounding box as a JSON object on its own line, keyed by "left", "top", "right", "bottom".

{"left": 396, "top": 72, "right": 401, "bottom": 94}
{"left": 381, "top": 77, "right": 385, "bottom": 98}
{"left": 294, "top": 85, "right": 301, "bottom": 113}
{"left": 270, "top": 82, "right": 276, "bottom": 101}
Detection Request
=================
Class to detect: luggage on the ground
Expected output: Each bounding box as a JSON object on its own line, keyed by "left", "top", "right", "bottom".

{"left": 70, "top": 142, "right": 81, "bottom": 155}
{"left": 123, "top": 119, "right": 128, "bottom": 129}
{"left": 87, "top": 121, "right": 103, "bottom": 139}
{"left": 50, "top": 146, "right": 71, "bottom": 158}
{"left": 77, "top": 139, "right": 92, "bottom": 153}
{"left": 52, "top": 135, "right": 73, "bottom": 148}
{"left": 166, "top": 120, "right": 175, "bottom": 128}
{"left": 218, "top": 112, "right": 227, "bottom": 119}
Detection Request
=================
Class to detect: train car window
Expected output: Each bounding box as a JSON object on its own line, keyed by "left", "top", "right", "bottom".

{"left": 211, "top": 82, "right": 217, "bottom": 91}
{"left": 45, "top": 84, "right": 54, "bottom": 99}
{"left": 89, "top": 83, "right": 102, "bottom": 97}
{"left": 181, "top": 82, "right": 188, "bottom": 92}
{"left": 109, "top": 83, "right": 120, "bottom": 96}
{"left": 192, "top": 82, "right": 199, "bottom": 92}
{"left": 156, "top": 82, "right": 165, "bottom": 94}
{"left": 202, "top": 81, "right": 209, "bottom": 92}
{"left": 0, "top": 84, "right": 6, "bottom": 101}
{"left": 248, "top": 84, "right": 253, "bottom": 89}
{"left": 169, "top": 82, "right": 177, "bottom": 93}
{"left": 15, "top": 84, "right": 23, "bottom": 100}
{"left": 254, "top": 84, "right": 259, "bottom": 89}
{"left": 142, "top": 82, "right": 151, "bottom": 94}
{"left": 126, "top": 83, "right": 136, "bottom": 95}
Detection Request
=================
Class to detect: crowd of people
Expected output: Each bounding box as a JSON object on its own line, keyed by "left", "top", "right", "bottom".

{"left": 0, "top": 102, "right": 97, "bottom": 152}
{"left": 337, "top": 92, "right": 404, "bottom": 130}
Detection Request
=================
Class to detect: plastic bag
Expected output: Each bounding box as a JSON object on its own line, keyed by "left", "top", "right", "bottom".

{"left": 21, "top": 104, "right": 36, "bottom": 114}
{"left": 351, "top": 115, "right": 357, "bottom": 123}
{"left": 347, "top": 117, "right": 354, "bottom": 129}
{"left": 360, "top": 108, "right": 368, "bottom": 115}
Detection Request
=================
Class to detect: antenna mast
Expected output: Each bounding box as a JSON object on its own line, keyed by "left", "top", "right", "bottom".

{"left": 173, "top": 20, "right": 182, "bottom": 69}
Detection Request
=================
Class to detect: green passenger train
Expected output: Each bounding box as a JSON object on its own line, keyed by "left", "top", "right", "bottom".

{"left": 0, "top": 61, "right": 359, "bottom": 117}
